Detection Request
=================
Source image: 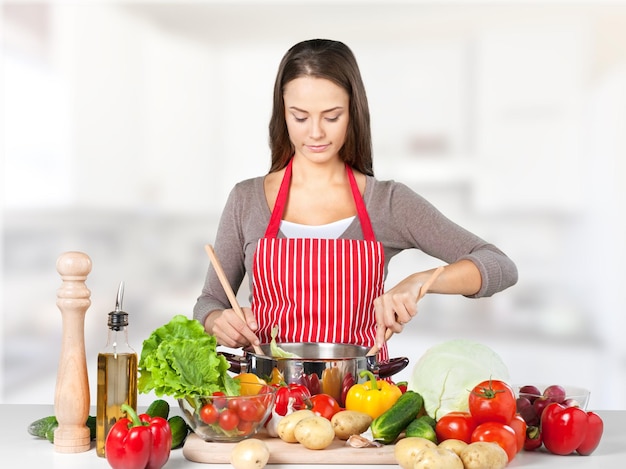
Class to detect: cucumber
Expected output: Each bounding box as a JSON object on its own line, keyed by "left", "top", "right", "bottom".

{"left": 28, "top": 415, "right": 97, "bottom": 443}
{"left": 28, "top": 416, "right": 58, "bottom": 439}
{"left": 405, "top": 415, "right": 438, "bottom": 444}
{"left": 146, "top": 399, "right": 170, "bottom": 420}
{"left": 168, "top": 415, "right": 189, "bottom": 449}
{"left": 86, "top": 415, "right": 97, "bottom": 440}
{"left": 370, "top": 390, "right": 424, "bottom": 444}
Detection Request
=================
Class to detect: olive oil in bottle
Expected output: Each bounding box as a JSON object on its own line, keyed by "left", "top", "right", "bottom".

{"left": 96, "top": 282, "right": 138, "bottom": 457}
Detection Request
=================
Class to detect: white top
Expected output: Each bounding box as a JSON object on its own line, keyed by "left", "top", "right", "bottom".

{"left": 280, "top": 216, "right": 355, "bottom": 239}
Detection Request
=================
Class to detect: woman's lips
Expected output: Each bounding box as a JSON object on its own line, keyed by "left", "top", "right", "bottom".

{"left": 306, "top": 144, "right": 330, "bottom": 153}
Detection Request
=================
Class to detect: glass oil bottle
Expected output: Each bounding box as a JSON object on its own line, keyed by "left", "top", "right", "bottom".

{"left": 96, "top": 281, "right": 138, "bottom": 457}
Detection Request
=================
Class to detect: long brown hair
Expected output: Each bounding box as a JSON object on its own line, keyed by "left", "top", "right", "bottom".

{"left": 268, "top": 39, "right": 373, "bottom": 176}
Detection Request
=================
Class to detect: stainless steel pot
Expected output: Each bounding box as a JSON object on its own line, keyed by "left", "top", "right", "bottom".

{"left": 222, "top": 343, "right": 409, "bottom": 407}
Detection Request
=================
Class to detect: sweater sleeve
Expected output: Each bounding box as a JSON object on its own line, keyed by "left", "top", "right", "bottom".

{"left": 192, "top": 178, "right": 265, "bottom": 325}
{"left": 367, "top": 179, "right": 518, "bottom": 298}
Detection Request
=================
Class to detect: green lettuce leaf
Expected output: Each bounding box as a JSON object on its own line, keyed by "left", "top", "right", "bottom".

{"left": 138, "top": 314, "right": 240, "bottom": 398}
{"left": 269, "top": 325, "right": 300, "bottom": 358}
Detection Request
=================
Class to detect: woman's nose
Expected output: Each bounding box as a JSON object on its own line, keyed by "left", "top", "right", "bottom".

{"left": 310, "top": 119, "right": 325, "bottom": 139}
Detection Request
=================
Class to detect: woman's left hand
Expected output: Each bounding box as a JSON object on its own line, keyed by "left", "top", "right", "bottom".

{"left": 372, "top": 274, "right": 424, "bottom": 346}
{"left": 372, "top": 261, "right": 481, "bottom": 348}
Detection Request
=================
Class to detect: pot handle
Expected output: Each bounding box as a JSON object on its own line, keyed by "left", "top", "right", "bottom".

{"left": 219, "top": 350, "right": 248, "bottom": 374}
{"left": 368, "top": 356, "right": 409, "bottom": 379}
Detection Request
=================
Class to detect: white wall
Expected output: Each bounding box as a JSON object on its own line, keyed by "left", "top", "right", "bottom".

{"left": 2, "top": 2, "right": 626, "bottom": 410}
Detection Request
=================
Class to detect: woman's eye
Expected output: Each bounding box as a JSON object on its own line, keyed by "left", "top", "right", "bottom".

{"left": 294, "top": 116, "right": 307, "bottom": 123}
{"left": 325, "top": 116, "right": 340, "bottom": 122}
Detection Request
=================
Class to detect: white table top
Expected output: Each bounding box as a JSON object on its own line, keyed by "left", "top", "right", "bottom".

{"left": 2, "top": 404, "right": 624, "bottom": 468}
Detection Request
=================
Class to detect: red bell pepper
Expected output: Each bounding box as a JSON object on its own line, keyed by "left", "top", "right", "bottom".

{"left": 576, "top": 411, "right": 604, "bottom": 456}
{"left": 541, "top": 403, "right": 603, "bottom": 456}
{"left": 105, "top": 404, "right": 172, "bottom": 469}
{"left": 272, "top": 383, "right": 311, "bottom": 416}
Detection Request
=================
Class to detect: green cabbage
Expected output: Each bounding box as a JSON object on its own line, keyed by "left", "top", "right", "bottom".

{"left": 138, "top": 314, "right": 239, "bottom": 398}
{"left": 408, "top": 339, "right": 510, "bottom": 420}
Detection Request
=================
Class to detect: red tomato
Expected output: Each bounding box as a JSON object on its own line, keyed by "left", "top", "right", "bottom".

{"left": 237, "top": 398, "right": 266, "bottom": 422}
{"left": 309, "top": 394, "right": 341, "bottom": 420}
{"left": 218, "top": 408, "right": 240, "bottom": 431}
{"left": 435, "top": 411, "right": 477, "bottom": 444}
{"left": 199, "top": 403, "right": 219, "bottom": 424}
{"left": 471, "top": 421, "right": 518, "bottom": 462}
{"left": 237, "top": 419, "right": 254, "bottom": 434}
{"left": 468, "top": 379, "right": 516, "bottom": 424}
{"left": 227, "top": 398, "right": 240, "bottom": 412}
{"left": 508, "top": 414, "right": 527, "bottom": 453}
{"left": 212, "top": 391, "right": 227, "bottom": 409}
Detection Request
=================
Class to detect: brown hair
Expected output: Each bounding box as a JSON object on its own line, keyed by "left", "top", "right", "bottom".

{"left": 268, "top": 39, "right": 373, "bottom": 176}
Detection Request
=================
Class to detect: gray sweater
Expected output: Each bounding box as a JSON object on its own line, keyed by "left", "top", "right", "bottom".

{"left": 193, "top": 175, "right": 518, "bottom": 325}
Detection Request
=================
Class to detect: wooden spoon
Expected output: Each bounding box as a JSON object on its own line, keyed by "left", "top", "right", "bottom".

{"left": 204, "top": 244, "right": 265, "bottom": 355}
{"left": 367, "top": 265, "right": 445, "bottom": 356}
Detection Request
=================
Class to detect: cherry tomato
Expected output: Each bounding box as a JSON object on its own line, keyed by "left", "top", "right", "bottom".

{"left": 199, "top": 403, "right": 219, "bottom": 425}
{"left": 237, "top": 419, "right": 254, "bottom": 434}
{"left": 237, "top": 398, "right": 266, "bottom": 422}
{"left": 218, "top": 408, "right": 240, "bottom": 431}
{"left": 471, "top": 421, "right": 518, "bottom": 462}
{"left": 227, "top": 398, "right": 241, "bottom": 413}
{"left": 309, "top": 394, "right": 341, "bottom": 420}
{"left": 212, "top": 391, "right": 227, "bottom": 409}
{"left": 435, "top": 411, "right": 477, "bottom": 444}
{"left": 468, "top": 379, "right": 516, "bottom": 424}
{"left": 508, "top": 414, "right": 527, "bottom": 453}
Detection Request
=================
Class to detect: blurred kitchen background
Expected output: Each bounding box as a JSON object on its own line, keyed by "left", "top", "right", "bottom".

{"left": 2, "top": 1, "right": 625, "bottom": 410}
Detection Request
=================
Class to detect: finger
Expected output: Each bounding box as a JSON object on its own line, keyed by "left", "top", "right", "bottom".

{"left": 242, "top": 307, "right": 258, "bottom": 331}
{"left": 391, "top": 295, "right": 416, "bottom": 323}
{"left": 216, "top": 309, "right": 257, "bottom": 348}
{"left": 372, "top": 297, "right": 387, "bottom": 348}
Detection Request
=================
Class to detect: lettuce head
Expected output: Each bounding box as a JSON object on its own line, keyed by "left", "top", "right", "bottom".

{"left": 408, "top": 339, "right": 510, "bottom": 420}
{"left": 138, "top": 314, "right": 239, "bottom": 398}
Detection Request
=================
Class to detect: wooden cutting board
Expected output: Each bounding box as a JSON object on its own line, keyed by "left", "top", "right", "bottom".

{"left": 183, "top": 432, "right": 397, "bottom": 465}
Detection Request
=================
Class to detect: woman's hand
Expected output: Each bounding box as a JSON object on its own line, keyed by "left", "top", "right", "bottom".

{"left": 372, "top": 274, "right": 425, "bottom": 347}
{"left": 372, "top": 261, "right": 481, "bottom": 349}
{"left": 205, "top": 306, "right": 261, "bottom": 349}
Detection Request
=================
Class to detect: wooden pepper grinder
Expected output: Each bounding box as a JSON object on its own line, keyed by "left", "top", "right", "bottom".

{"left": 53, "top": 251, "right": 92, "bottom": 453}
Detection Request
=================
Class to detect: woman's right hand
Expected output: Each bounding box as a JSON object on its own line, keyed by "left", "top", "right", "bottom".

{"left": 205, "top": 306, "right": 261, "bottom": 349}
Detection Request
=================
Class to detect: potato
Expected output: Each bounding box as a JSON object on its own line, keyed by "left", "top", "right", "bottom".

{"left": 414, "top": 447, "right": 463, "bottom": 469}
{"left": 294, "top": 415, "right": 336, "bottom": 450}
{"left": 229, "top": 438, "right": 270, "bottom": 469}
{"left": 330, "top": 410, "right": 373, "bottom": 440}
{"left": 393, "top": 436, "right": 437, "bottom": 469}
{"left": 276, "top": 409, "right": 315, "bottom": 443}
{"left": 460, "top": 441, "right": 508, "bottom": 469}
{"left": 437, "top": 438, "right": 468, "bottom": 457}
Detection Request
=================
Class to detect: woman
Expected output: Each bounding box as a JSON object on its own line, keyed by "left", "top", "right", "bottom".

{"left": 193, "top": 39, "right": 517, "bottom": 359}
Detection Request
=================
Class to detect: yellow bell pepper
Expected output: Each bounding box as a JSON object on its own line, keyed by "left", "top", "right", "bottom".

{"left": 268, "top": 367, "right": 285, "bottom": 386}
{"left": 345, "top": 370, "right": 402, "bottom": 419}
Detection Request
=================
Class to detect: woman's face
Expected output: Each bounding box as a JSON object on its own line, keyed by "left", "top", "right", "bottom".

{"left": 283, "top": 76, "right": 350, "bottom": 164}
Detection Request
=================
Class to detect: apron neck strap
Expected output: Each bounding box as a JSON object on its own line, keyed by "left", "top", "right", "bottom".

{"left": 264, "top": 158, "right": 376, "bottom": 241}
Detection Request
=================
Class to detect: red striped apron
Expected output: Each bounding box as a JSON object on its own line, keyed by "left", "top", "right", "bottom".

{"left": 251, "top": 159, "right": 388, "bottom": 359}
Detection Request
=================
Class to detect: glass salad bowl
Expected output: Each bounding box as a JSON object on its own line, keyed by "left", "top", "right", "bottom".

{"left": 178, "top": 383, "right": 276, "bottom": 442}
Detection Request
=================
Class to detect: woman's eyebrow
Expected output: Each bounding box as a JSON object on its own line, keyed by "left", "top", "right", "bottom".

{"left": 288, "top": 106, "right": 344, "bottom": 114}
